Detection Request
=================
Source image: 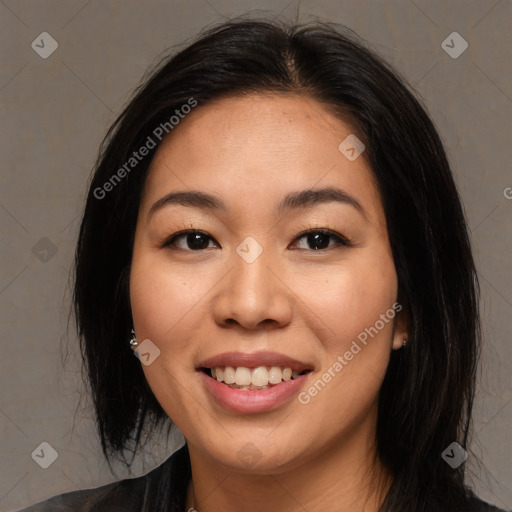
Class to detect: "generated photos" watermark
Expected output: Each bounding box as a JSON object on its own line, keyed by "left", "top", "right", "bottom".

{"left": 94, "top": 97, "right": 198, "bottom": 200}
{"left": 298, "top": 302, "right": 402, "bottom": 405}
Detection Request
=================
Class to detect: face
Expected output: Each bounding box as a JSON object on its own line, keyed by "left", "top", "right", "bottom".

{"left": 130, "top": 93, "right": 407, "bottom": 473}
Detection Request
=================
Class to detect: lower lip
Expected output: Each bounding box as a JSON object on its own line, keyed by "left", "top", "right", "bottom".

{"left": 199, "top": 371, "right": 310, "bottom": 414}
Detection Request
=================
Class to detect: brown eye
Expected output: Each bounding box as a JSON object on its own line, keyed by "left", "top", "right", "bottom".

{"left": 164, "top": 231, "right": 218, "bottom": 251}
{"left": 291, "top": 229, "right": 351, "bottom": 251}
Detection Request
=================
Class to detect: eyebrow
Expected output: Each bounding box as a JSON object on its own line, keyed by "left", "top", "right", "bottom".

{"left": 147, "top": 186, "right": 366, "bottom": 220}
{"left": 277, "top": 187, "right": 365, "bottom": 217}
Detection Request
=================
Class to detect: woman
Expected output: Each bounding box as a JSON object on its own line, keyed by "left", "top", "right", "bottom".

{"left": 17, "top": 18, "right": 509, "bottom": 512}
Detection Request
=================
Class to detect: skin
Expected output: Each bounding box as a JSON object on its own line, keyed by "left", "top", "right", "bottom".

{"left": 129, "top": 93, "right": 408, "bottom": 512}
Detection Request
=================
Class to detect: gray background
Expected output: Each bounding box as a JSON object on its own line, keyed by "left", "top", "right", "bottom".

{"left": 1, "top": 1, "right": 511, "bottom": 510}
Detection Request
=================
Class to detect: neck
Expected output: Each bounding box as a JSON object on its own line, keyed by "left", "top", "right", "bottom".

{"left": 185, "top": 425, "right": 392, "bottom": 512}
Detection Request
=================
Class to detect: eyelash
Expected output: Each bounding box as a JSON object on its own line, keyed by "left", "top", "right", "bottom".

{"left": 161, "top": 225, "right": 352, "bottom": 252}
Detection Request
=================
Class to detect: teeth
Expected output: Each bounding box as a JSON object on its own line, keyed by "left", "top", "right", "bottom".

{"left": 268, "top": 366, "right": 282, "bottom": 384}
{"left": 210, "top": 366, "right": 303, "bottom": 389}
{"left": 223, "top": 366, "right": 236, "bottom": 384}
{"left": 235, "top": 367, "right": 252, "bottom": 386}
{"left": 251, "top": 367, "right": 269, "bottom": 386}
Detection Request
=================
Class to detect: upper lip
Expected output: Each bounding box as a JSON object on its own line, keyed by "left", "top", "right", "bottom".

{"left": 198, "top": 351, "right": 313, "bottom": 371}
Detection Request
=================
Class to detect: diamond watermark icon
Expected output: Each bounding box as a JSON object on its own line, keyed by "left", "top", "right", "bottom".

{"left": 134, "top": 339, "right": 161, "bottom": 366}
{"left": 31, "top": 441, "right": 58, "bottom": 469}
{"left": 441, "top": 32, "right": 468, "bottom": 59}
{"left": 32, "top": 237, "right": 58, "bottom": 263}
{"left": 441, "top": 441, "right": 468, "bottom": 468}
{"left": 31, "top": 32, "right": 59, "bottom": 59}
{"left": 237, "top": 442, "right": 262, "bottom": 468}
{"left": 338, "top": 134, "right": 365, "bottom": 161}
{"left": 236, "top": 236, "right": 263, "bottom": 264}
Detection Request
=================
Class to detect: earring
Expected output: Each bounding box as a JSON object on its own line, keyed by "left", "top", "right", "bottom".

{"left": 402, "top": 335, "right": 408, "bottom": 348}
{"left": 129, "top": 328, "right": 138, "bottom": 350}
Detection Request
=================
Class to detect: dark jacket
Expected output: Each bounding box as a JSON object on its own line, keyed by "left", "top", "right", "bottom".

{"left": 16, "top": 444, "right": 192, "bottom": 512}
{"left": 15, "top": 444, "right": 509, "bottom": 512}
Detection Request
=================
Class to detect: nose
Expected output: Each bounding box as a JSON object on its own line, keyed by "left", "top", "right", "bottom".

{"left": 212, "top": 246, "right": 293, "bottom": 330}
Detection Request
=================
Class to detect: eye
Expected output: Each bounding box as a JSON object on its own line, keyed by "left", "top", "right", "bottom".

{"left": 290, "top": 229, "right": 351, "bottom": 251}
{"left": 163, "top": 230, "right": 219, "bottom": 251}
{"left": 162, "top": 228, "right": 350, "bottom": 252}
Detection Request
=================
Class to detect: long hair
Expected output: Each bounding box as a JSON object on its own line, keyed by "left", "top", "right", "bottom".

{"left": 73, "top": 19, "right": 480, "bottom": 511}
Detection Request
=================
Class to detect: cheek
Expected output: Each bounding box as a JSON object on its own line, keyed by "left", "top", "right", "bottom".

{"left": 129, "top": 257, "right": 212, "bottom": 427}
{"left": 130, "top": 253, "right": 208, "bottom": 341}
{"left": 293, "top": 254, "right": 398, "bottom": 429}
{"left": 129, "top": 254, "right": 209, "bottom": 427}
{"left": 298, "top": 250, "right": 398, "bottom": 357}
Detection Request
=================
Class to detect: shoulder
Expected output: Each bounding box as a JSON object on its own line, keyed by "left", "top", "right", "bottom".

{"left": 12, "top": 477, "right": 143, "bottom": 512}
{"left": 14, "top": 444, "right": 190, "bottom": 512}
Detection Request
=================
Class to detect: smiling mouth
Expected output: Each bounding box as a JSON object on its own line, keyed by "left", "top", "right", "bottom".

{"left": 200, "top": 366, "right": 313, "bottom": 391}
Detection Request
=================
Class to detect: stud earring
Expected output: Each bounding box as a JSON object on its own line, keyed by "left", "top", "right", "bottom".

{"left": 129, "top": 328, "right": 138, "bottom": 350}
{"left": 402, "top": 335, "right": 408, "bottom": 348}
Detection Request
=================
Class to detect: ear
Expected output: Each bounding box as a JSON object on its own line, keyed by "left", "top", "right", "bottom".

{"left": 391, "top": 302, "right": 409, "bottom": 351}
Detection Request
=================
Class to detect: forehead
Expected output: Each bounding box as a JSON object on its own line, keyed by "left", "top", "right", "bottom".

{"left": 141, "top": 94, "right": 385, "bottom": 228}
